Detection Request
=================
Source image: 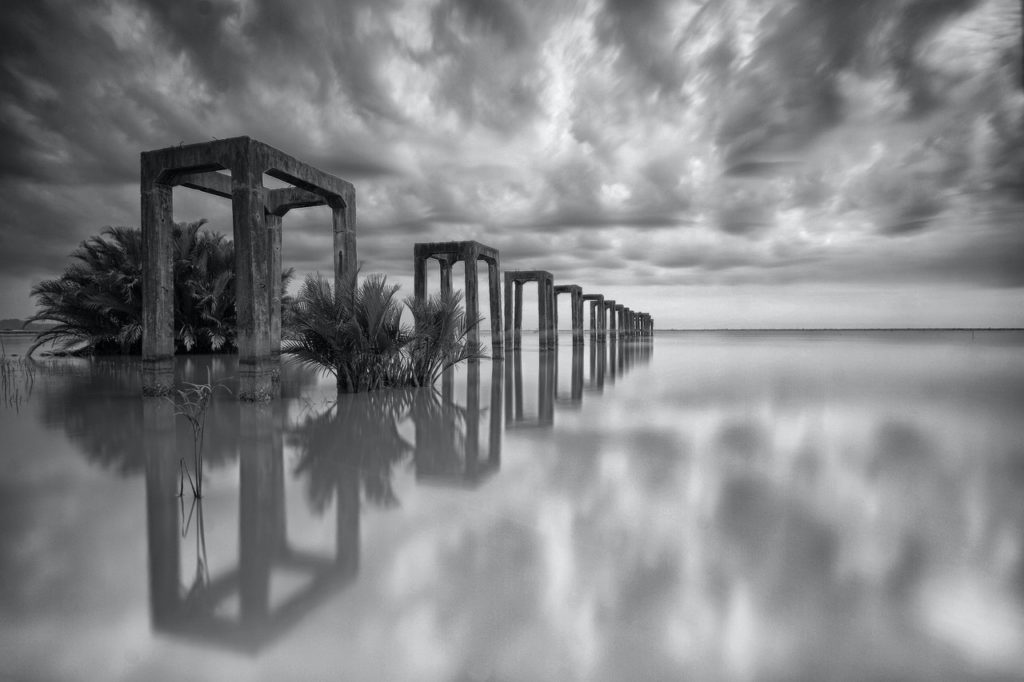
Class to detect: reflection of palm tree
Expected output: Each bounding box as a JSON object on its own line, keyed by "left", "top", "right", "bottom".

{"left": 290, "top": 389, "right": 415, "bottom": 511}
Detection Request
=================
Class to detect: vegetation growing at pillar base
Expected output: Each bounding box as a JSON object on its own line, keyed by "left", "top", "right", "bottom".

{"left": 24, "top": 220, "right": 293, "bottom": 357}
{"left": 283, "top": 272, "right": 483, "bottom": 393}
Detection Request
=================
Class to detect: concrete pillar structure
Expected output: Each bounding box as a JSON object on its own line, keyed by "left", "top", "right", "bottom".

{"left": 142, "top": 136, "right": 354, "bottom": 400}
{"left": 504, "top": 270, "right": 555, "bottom": 351}
{"left": 604, "top": 300, "right": 617, "bottom": 339}
{"left": 413, "top": 241, "right": 502, "bottom": 356}
{"left": 553, "top": 284, "right": 584, "bottom": 345}
{"left": 581, "top": 294, "right": 606, "bottom": 343}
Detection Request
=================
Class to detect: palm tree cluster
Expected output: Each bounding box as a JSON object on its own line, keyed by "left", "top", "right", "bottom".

{"left": 26, "top": 221, "right": 292, "bottom": 356}
{"left": 284, "top": 272, "right": 483, "bottom": 393}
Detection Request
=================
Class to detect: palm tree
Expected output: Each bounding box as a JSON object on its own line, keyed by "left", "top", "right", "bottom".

{"left": 283, "top": 272, "right": 483, "bottom": 393}
{"left": 26, "top": 221, "right": 294, "bottom": 356}
{"left": 284, "top": 272, "right": 409, "bottom": 392}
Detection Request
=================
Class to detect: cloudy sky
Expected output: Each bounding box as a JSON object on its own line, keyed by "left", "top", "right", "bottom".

{"left": 0, "top": 0, "right": 1021, "bottom": 328}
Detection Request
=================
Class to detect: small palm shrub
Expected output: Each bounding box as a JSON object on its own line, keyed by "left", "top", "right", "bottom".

{"left": 283, "top": 272, "right": 483, "bottom": 393}
{"left": 26, "top": 220, "right": 293, "bottom": 356}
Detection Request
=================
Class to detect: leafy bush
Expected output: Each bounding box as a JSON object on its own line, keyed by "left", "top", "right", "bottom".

{"left": 26, "top": 221, "right": 292, "bottom": 356}
{"left": 284, "top": 272, "right": 483, "bottom": 393}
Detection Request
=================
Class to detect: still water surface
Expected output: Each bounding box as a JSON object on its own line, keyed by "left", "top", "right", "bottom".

{"left": 1, "top": 331, "right": 1023, "bottom": 681}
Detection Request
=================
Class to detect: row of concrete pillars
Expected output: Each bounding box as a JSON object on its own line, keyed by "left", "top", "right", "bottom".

{"left": 412, "top": 241, "right": 655, "bottom": 355}
{"left": 139, "top": 138, "right": 654, "bottom": 400}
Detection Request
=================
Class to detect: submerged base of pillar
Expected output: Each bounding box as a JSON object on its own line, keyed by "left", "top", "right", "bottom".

{"left": 238, "top": 357, "right": 275, "bottom": 402}
{"left": 141, "top": 357, "right": 175, "bottom": 397}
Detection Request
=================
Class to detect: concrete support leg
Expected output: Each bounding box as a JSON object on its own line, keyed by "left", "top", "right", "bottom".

{"left": 488, "top": 260, "right": 502, "bottom": 356}
{"left": 597, "top": 300, "right": 607, "bottom": 344}
{"left": 464, "top": 256, "right": 479, "bottom": 350}
{"left": 234, "top": 166, "right": 273, "bottom": 402}
{"left": 503, "top": 271, "right": 514, "bottom": 351}
{"left": 571, "top": 291, "right": 583, "bottom": 345}
{"left": 440, "top": 259, "right": 453, "bottom": 298}
{"left": 414, "top": 254, "right": 426, "bottom": 303}
{"left": 141, "top": 180, "right": 175, "bottom": 396}
{"left": 332, "top": 200, "right": 357, "bottom": 294}
{"left": 538, "top": 279, "right": 551, "bottom": 351}
{"left": 266, "top": 213, "right": 282, "bottom": 392}
{"left": 513, "top": 282, "right": 523, "bottom": 350}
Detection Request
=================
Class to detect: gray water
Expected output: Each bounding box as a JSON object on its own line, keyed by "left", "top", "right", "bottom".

{"left": 1, "top": 331, "right": 1023, "bottom": 681}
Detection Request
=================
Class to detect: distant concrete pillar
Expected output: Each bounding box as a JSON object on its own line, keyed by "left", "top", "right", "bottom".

{"left": 605, "top": 300, "right": 617, "bottom": 338}
{"left": 554, "top": 285, "right": 583, "bottom": 346}
{"left": 582, "top": 294, "right": 605, "bottom": 343}
{"left": 513, "top": 281, "right": 523, "bottom": 349}
{"left": 504, "top": 271, "right": 554, "bottom": 351}
{"left": 488, "top": 259, "right": 502, "bottom": 354}
{"left": 464, "top": 256, "right": 479, "bottom": 349}
{"left": 440, "top": 259, "right": 453, "bottom": 298}
{"left": 414, "top": 251, "right": 427, "bottom": 303}
{"left": 140, "top": 176, "right": 174, "bottom": 396}
{"left": 413, "top": 241, "right": 502, "bottom": 357}
{"left": 266, "top": 213, "right": 282, "bottom": 359}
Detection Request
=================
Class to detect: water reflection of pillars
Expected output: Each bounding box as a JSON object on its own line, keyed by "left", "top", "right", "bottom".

{"left": 585, "top": 335, "right": 606, "bottom": 393}
{"left": 607, "top": 330, "right": 618, "bottom": 384}
{"left": 145, "top": 398, "right": 357, "bottom": 652}
{"left": 504, "top": 270, "right": 555, "bottom": 350}
{"left": 553, "top": 284, "right": 584, "bottom": 346}
{"left": 413, "top": 241, "right": 503, "bottom": 356}
{"left": 555, "top": 342, "right": 585, "bottom": 407}
{"left": 505, "top": 349, "right": 555, "bottom": 428}
{"left": 238, "top": 402, "right": 285, "bottom": 622}
{"left": 581, "top": 294, "right": 606, "bottom": 343}
{"left": 413, "top": 360, "right": 502, "bottom": 486}
{"left": 144, "top": 398, "right": 179, "bottom": 628}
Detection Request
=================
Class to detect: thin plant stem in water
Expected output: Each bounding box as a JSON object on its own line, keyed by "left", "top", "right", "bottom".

{"left": 168, "top": 368, "right": 229, "bottom": 498}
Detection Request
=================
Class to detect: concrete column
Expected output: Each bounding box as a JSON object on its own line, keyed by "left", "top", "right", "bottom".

{"left": 597, "top": 299, "right": 607, "bottom": 343}
{"left": 414, "top": 253, "right": 427, "bottom": 303}
{"left": 332, "top": 196, "right": 357, "bottom": 294}
{"left": 503, "top": 271, "right": 515, "bottom": 350}
{"left": 233, "top": 156, "right": 273, "bottom": 402}
{"left": 141, "top": 179, "right": 174, "bottom": 396}
{"left": 605, "top": 300, "right": 617, "bottom": 339}
{"left": 464, "top": 255, "right": 479, "bottom": 350}
{"left": 488, "top": 259, "right": 502, "bottom": 356}
{"left": 513, "top": 281, "right": 524, "bottom": 350}
{"left": 266, "top": 213, "right": 282, "bottom": 360}
{"left": 439, "top": 258, "right": 453, "bottom": 298}
{"left": 571, "top": 290, "right": 583, "bottom": 345}
{"left": 539, "top": 277, "right": 555, "bottom": 351}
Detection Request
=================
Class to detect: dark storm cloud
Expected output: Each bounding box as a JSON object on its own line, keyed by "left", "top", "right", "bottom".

{"left": 594, "top": 0, "right": 691, "bottom": 95}
{"left": 714, "top": 0, "right": 981, "bottom": 166}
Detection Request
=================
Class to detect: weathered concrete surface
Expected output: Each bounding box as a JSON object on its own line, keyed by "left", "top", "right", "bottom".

{"left": 141, "top": 136, "right": 354, "bottom": 400}
{"left": 504, "top": 270, "right": 555, "bottom": 350}
{"left": 553, "top": 284, "right": 583, "bottom": 344}
{"left": 413, "top": 241, "right": 502, "bottom": 356}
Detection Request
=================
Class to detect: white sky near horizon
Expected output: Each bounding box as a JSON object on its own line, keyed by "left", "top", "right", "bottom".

{"left": 0, "top": 0, "right": 1021, "bottom": 328}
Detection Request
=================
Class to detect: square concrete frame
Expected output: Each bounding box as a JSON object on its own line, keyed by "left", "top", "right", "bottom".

{"left": 504, "top": 270, "right": 555, "bottom": 350}
{"left": 413, "top": 241, "right": 502, "bottom": 356}
{"left": 553, "top": 284, "right": 584, "bottom": 344}
{"left": 140, "top": 136, "right": 355, "bottom": 400}
{"left": 580, "top": 293, "right": 606, "bottom": 342}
